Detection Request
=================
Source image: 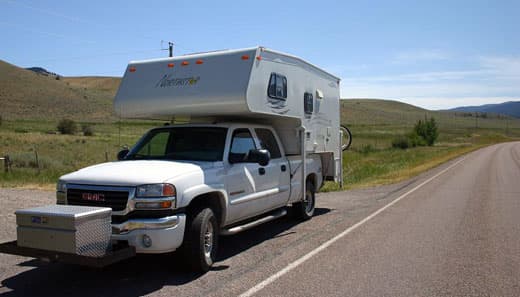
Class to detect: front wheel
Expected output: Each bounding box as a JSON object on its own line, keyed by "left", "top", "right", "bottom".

{"left": 293, "top": 180, "right": 316, "bottom": 220}
{"left": 182, "top": 208, "right": 219, "bottom": 273}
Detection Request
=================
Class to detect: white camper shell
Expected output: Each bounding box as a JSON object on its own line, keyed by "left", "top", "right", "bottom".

{"left": 115, "top": 47, "right": 342, "bottom": 181}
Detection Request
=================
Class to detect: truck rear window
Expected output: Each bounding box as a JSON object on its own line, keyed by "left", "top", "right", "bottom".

{"left": 126, "top": 127, "right": 228, "bottom": 162}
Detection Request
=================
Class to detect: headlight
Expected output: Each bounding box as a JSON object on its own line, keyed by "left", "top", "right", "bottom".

{"left": 56, "top": 181, "right": 67, "bottom": 193}
{"left": 136, "top": 184, "right": 176, "bottom": 198}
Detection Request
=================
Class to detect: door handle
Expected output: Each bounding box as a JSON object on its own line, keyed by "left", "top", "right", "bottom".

{"left": 259, "top": 168, "right": 266, "bottom": 175}
{"left": 281, "top": 165, "right": 287, "bottom": 172}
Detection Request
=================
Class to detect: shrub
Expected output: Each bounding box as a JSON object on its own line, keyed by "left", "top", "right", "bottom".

{"left": 0, "top": 115, "right": 2, "bottom": 126}
{"left": 392, "top": 135, "right": 410, "bottom": 149}
{"left": 81, "top": 124, "right": 94, "bottom": 136}
{"left": 57, "top": 119, "right": 77, "bottom": 135}
{"left": 392, "top": 117, "right": 439, "bottom": 149}
{"left": 407, "top": 131, "right": 426, "bottom": 147}
{"left": 414, "top": 117, "right": 439, "bottom": 146}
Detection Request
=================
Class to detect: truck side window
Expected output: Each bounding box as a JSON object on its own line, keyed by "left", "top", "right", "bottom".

{"left": 268, "top": 73, "right": 287, "bottom": 100}
{"left": 255, "top": 128, "right": 282, "bottom": 159}
{"left": 304, "top": 92, "right": 314, "bottom": 114}
{"left": 229, "top": 129, "right": 256, "bottom": 163}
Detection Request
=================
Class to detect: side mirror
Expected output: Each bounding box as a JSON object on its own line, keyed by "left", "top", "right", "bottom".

{"left": 117, "top": 149, "right": 129, "bottom": 161}
{"left": 248, "top": 149, "right": 270, "bottom": 166}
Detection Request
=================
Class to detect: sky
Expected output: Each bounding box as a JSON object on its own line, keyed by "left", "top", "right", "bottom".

{"left": 1, "top": 0, "right": 519, "bottom": 110}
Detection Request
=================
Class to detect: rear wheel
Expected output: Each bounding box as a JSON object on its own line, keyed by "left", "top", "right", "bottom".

{"left": 293, "top": 180, "right": 316, "bottom": 220}
{"left": 182, "top": 208, "right": 218, "bottom": 273}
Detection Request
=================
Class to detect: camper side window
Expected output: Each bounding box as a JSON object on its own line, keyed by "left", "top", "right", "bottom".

{"left": 268, "top": 73, "right": 287, "bottom": 100}
{"left": 304, "top": 92, "right": 314, "bottom": 114}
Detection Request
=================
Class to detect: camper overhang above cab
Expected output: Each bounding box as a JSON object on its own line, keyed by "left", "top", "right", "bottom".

{"left": 114, "top": 46, "right": 340, "bottom": 121}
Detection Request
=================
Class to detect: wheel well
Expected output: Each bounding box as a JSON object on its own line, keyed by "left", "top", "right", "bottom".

{"left": 186, "top": 192, "right": 225, "bottom": 226}
{"left": 306, "top": 173, "right": 317, "bottom": 190}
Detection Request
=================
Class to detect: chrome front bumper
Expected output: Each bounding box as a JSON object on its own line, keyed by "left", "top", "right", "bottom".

{"left": 112, "top": 215, "right": 180, "bottom": 235}
{"left": 111, "top": 214, "right": 186, "bottom": 254}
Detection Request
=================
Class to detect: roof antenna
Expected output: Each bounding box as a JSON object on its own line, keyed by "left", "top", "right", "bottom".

{"left": 161, "top": 40, "right": 175, "bottom": 57}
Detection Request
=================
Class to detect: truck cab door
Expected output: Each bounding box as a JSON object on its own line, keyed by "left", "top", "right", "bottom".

{"left": 225, "top": 128, "right": 265, "bottom": 223}
{"left": 253, "top": 128, "right": 291, "bottom": 208}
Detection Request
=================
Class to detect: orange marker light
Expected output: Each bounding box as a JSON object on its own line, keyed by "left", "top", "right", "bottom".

{"left": 129, "top": 67, "right": 136, "bottom": 72}
{"left": 256, "top": 56, "right": 262, "bottom": 61}
{"left": 196, "top": 59, "right": 203, "bottom": 64}
{"left": 167, "top": 63, "right": 174, "bottom": 68}
{"left": 241, "top": 55, "right": 250, "bottom": 60}
{"left": 181, "top": 61, "right": 189, "bottom": 66}
{"left": 160, "top": 201, "right": 172, "bottom": 208}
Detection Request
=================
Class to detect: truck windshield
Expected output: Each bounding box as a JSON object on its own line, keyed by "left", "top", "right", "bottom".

{"left": 125, "top": 127, "right": 228, "bottom": 162}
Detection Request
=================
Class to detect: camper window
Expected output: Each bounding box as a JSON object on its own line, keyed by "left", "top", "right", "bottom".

{"left": 268, "top": 73, "right": 287, "bottom": 100}
{"left": 304, "top": 92, "right": 314, "bottom": 114}
{"left": 255, "top": 128, "right": 282, "bottom": 159}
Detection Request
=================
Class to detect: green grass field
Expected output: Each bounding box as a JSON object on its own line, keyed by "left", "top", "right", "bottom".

{"left": 1, "top": 99, "right": 519, "bottom": 191}
{"left": 0, "top": 120, "right": 160, "bottom": 188}
{"left": 318, "top": 99, "right": 520, "bottom": 191}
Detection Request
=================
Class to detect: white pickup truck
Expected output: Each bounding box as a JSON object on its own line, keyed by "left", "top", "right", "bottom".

{"left": 56, "top": 47, "right": 342, "bottom": 272}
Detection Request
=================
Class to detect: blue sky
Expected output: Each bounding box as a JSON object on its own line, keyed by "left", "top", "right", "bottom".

{"left": 1, "top": 0, "right": 519, "bottom": 109}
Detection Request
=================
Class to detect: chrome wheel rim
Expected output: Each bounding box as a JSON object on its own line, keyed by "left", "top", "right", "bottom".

{"left": 203, "top": 221, "right": 214, "bottom": 259}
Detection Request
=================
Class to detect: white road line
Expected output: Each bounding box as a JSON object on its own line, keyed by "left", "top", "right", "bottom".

{"left": 238, "top": 156, "right": 467, "bottom": 297}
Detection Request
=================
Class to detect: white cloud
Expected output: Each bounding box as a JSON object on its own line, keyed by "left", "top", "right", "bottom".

{"left": 478, "top": 56, "right": 520, "bottom": 78}
{"left": 340, "top": 55, "right": 520, "bottom": 109}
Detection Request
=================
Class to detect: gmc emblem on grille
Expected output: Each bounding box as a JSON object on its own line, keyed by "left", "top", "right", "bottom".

{"left": 82, "top": 192, "right": 105, "bottom": 202}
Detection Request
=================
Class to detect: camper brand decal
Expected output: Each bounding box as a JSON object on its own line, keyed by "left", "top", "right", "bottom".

{"left": 155, "top": 74, "right": 200, "bottom": 88}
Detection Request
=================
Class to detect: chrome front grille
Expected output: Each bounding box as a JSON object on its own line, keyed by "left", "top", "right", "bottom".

{"left": 66, "top": 184, "right": 133, "bottom": 212}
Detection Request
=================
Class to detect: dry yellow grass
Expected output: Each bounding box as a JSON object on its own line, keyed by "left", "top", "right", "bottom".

{"left": 0, "top": 60, "right": 120, "bottom": 121}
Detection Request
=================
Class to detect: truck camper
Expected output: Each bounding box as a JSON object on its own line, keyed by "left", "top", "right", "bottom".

{"left": 0, "top": 47, "right": 343, "bottom": 272}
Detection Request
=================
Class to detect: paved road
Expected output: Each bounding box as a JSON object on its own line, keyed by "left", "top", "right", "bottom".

{"left": 1, "top": 142, "right": 519, "bottom": 297}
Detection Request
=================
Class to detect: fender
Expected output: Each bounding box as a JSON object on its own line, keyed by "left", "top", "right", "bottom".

{"left": 180, "top": 183, "right": 229, "bottom": 224}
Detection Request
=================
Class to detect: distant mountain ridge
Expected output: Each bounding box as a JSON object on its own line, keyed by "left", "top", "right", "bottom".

{"left": 448, "top": 101, "right": 520, "bottom": 118}
{"left": 25, "top": 66, "right": 59, "bottom": 77}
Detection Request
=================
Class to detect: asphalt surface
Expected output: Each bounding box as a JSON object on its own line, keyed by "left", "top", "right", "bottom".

{"left": 1, "top": 142, "right": 519, "bottom": 297}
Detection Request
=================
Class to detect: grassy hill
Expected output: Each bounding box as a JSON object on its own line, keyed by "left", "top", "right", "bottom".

{"left": 340, "top": 98, "right": 520, "bottom": 151}
{"left": 341, "top": 98, "right": 518, "bottom": 128}
{"left": 0, "top": 60, "right": 120, "bottom": 121}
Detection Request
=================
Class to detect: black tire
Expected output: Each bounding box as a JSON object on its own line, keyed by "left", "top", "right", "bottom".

{"left": 341, "top": 125, "right": 352, "bottom": 151}
{"left": 293, "top": 180, "right": 316, "bottom": 220}
{"left": 182, "top": 208, "right": 218, "bottom": 273}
